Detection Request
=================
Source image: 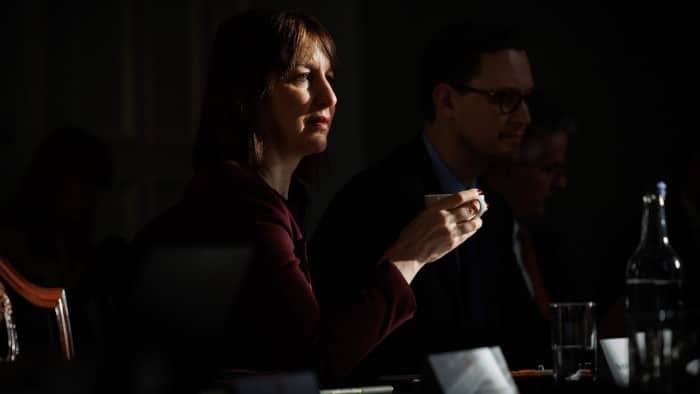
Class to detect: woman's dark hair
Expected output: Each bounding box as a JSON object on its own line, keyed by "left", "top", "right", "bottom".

{"left": 193, "top": 9, "right": 337, "bottom": 179}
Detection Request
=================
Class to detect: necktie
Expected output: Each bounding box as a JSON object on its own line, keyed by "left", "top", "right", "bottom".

{"left": 517, "top": 226, "right": 550, "bottom": 320}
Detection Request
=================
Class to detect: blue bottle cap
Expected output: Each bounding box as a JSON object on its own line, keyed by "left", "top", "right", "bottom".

{"left": 656, "top": 181, "right": 667, "bottom": 198}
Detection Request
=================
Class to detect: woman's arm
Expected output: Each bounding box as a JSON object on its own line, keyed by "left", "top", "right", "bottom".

{"left": 383, "top": 189, "right": 483, "bottom": 283}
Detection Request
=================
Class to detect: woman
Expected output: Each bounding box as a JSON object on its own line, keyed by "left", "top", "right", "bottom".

{"left": 135, "top": 9, "right": 483, "bottom": 381}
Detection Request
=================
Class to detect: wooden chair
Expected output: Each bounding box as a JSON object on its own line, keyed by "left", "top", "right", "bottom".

{"left": 0, "top": 256, "right": 74, "bottom": 361}
{"left": 0, "top": 279, "right": 19, "bottom": 361}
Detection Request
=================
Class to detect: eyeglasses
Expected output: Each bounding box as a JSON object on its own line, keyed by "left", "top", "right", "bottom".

{"left": 449, "top": 83, "right": 528, "bottom": 114}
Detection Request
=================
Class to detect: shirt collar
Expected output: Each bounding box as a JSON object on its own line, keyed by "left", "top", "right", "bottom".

{"left": 421, "top": 133, "right": 471, "bottom": 194}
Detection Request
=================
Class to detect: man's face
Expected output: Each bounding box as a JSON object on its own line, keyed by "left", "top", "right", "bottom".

{"left": 449, "top": 49, "right": 534, "bottom": 161}
{"left": 510, "top": 132, "right": 569, "bottom": 217}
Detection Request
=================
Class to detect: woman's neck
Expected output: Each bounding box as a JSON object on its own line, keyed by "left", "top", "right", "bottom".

{"left": 258, "top": 154, "right": 301, "bottom": 199}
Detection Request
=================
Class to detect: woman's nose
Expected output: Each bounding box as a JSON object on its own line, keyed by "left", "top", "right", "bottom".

{"left": 315, "top": 78, "right": 337, "bottom": 109}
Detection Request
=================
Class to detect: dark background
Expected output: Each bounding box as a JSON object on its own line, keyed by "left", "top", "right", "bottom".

{"left": 3, "top": 1, "right": 699, "bottom": 303}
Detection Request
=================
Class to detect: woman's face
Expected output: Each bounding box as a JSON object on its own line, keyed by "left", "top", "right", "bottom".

{"left": 258, "top": 38, "right": 337, "bottom": 161}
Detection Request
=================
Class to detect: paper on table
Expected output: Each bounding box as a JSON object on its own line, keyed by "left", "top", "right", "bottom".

{"left": 490, "top": 347, "right": 519, "bottom": 389}
{"left": 600, "top": 337, "right": 629, "bottom": 388}
{"left": 320, "top": 385, "right": 393, "bottom": 394}
{"left": 428, "top": 347, "right": 518, "bottom": 394}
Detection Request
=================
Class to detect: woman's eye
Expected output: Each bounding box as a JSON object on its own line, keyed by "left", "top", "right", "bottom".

{"left": 293, "top": 72, "right": 310, "bottom": 83}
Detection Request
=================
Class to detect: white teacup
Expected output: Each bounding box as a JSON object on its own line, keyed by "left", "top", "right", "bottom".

{"left": 423, "top": 193, "right": 488, "bottom": 221}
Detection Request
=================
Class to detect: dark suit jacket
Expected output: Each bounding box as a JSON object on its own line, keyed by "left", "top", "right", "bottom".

{"left": 310, "top": 135, "right": 549, "bottom": 379}
{"left": 132, "top": 160, "right": 416, "bottom": 381}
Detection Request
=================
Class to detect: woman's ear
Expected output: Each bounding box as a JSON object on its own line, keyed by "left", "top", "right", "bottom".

{"left": 252, "top": 132, "right": 264, "bottom": 165}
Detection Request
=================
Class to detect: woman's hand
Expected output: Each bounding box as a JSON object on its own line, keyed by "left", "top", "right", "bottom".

{"left": 384, "top": 189, "right": 484, "bottom": 284}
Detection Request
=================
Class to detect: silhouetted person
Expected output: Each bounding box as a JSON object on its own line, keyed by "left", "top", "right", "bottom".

{"left": 483, "top": 95, "right": 576, "bottom": 365}
{"left": 0, "top": 126, "right": 114, "bottom": 361}
{"left": 484, "top": 94, "right": 576, "bottom": 303}
{"left": 671, "top": 151, "right": 700, "bottom": 310}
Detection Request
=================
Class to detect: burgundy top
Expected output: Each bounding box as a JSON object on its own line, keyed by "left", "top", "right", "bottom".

{"left": 136, "top": 161, "right": 416, "bottom": 379}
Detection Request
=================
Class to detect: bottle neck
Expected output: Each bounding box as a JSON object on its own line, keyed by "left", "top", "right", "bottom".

{"left": 639, "top": 194, "right": 669, "bottom": 246}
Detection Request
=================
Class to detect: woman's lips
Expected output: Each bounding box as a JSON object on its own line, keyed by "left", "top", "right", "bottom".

{"left": 500, "top": 132, "right": 524, "bottom": 141}
{"left": 307, "top": 116, "right": 330, "bottom": 129}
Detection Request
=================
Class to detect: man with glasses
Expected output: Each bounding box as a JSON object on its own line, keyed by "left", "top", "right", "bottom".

{"left": 482, "top": 95, "right": 576, "bottom": 364}
{"left": 311, "top": 22, "right": 541, "bottom": 378}
{"left": 483, "top": 95, "right": 573, "bottom": 226}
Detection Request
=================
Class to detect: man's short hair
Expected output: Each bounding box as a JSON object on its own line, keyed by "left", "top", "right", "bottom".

{"left": 418, "top": 22, "right": 528, "bottom": 121}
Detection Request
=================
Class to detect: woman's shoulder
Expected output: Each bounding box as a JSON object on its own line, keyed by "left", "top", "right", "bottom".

{"left": 222, "top": 161, "right": 289, "bottom": 212}
{"left": 134, "top": 162, "right": 296, "bottom": 250}
{"left": 185, "top": 161, "right": 276, "bottom": 205}
{"left": 189, "top": 161, "right": 298, "bottom": 229}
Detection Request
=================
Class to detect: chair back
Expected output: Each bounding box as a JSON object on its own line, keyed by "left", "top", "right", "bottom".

{"left": 0, "top": 280, "right": 19, "bottom": 361}
{"left": 0, "top": 256, "right": 74, "bottom": 361}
